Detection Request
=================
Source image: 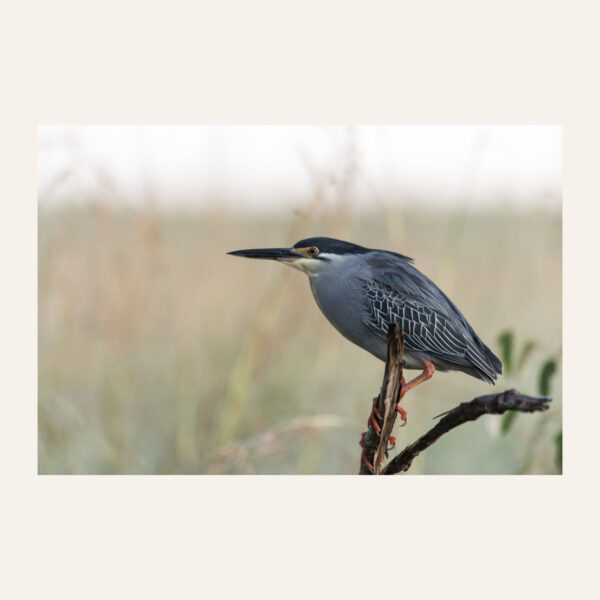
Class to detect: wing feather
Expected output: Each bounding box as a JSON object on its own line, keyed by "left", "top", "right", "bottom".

{"left": 360, "top": 252, "right": 501, "bottom": 382}
{"left": 362, "top": 278, "right": 466, "bottom": 360}
{"left": 361, "top": 277, "right": 498, "bottom": 382}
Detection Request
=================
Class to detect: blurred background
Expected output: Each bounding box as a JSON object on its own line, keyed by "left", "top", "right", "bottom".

{"left": 38, "top": 125, "right": 562, "bottom": 474}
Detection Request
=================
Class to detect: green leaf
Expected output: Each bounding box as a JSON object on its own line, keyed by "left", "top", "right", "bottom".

{"left": 517, "top": 340, "right": 536, "bottom": 372}
{"left": 501, "top": 410, "right": 518, "bottom": 434}
{"left": 555, "top": 430, "right": 562, "bottom": 473}
{"left": 538, "top": 359, "right": 557, "bottom": 396}
{"left": 498, "top": 330, "right": 514, "bottom": 376}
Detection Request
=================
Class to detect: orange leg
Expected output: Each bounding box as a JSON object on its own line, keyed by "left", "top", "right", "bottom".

{"left": 396, "top": 360, "right": 436, "bottom": 424}
{"left": 400, "top": 360, "right": 435, "bottom": 397}
{"left": 367, "top": 396, "right": 382, "bottom": 433}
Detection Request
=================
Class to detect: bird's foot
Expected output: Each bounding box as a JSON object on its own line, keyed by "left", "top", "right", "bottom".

{"left": 359, "top": 431, "right": 374, "bottom": 472}
{"left": 396, "top": 403, "right": 408, "bottom": 426}
{"left": 363, "top": 396, "right": 401, "bottom": 470}
{"left": 367, "top": 396, "right": 382, "bottom": 433}
{"left": 371, "top": 392, "right": 407, "bottom": 429}
{"left": 360, "top": 430, "right": 397, "bottom": 472}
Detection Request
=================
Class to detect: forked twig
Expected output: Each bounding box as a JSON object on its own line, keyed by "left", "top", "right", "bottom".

{"left": 359, "top": 325, "right": 552, "bottom": 475}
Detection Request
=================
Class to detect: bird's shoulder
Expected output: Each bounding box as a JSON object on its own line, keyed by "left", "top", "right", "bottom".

{"left": 362, "top": 251, "right": 464, "bottom": 322}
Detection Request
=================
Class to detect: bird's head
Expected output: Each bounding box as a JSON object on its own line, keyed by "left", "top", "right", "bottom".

{"left": 228, "top": 236, "right": 370, "bottom": 276}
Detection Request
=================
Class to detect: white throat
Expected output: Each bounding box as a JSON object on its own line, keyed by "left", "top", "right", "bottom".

{"left": 284, "top": 253, "right": 346, "bottom": 277}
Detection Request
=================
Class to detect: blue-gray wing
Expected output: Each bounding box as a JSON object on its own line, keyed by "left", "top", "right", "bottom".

{"left": 361, "top": 278, "right": 498, "bottom": 381}
{"left": 362, "top": 278, "right": 465, "bottom": 358}
{"left": 359, "top": 251, "right": 502, "bottom": 382}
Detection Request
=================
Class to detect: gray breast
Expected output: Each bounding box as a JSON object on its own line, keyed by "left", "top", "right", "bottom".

{"left": 308, "top": 256, "right": 388, "bottom": 361}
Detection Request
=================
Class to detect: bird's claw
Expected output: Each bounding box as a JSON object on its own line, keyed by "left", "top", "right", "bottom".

{"left": 367, "top": 413, "right": 381, "bottom": 433}
{"left": 367, "top": 396, "right": 382, "bottom": 433}
{"left": 363, "top": 397, "right": 404, "bottom": 471}
{"left": 359, "top": 431, "right": 374, "bottom": 472}
{"left": 396, "top": 404, "right": 408, "bottom": 426}
{"left": 372, "top": 397, "right": 382, "bottom": 420}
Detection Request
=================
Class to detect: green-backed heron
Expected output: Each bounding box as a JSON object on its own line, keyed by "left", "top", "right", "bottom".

{"left": 229, "top": 237, "right": 502, "bottom": 459}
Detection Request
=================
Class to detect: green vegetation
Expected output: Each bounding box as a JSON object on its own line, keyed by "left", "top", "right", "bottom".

{"left": 38, "top": 204, "right": 562, "bottom": 474}
{"left": 498, "top": 331, "right": 561, "bottom": 473}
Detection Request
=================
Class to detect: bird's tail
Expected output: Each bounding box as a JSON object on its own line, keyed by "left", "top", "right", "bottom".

{"left": 466, "top": 337, "right": 503, "bottom": 384}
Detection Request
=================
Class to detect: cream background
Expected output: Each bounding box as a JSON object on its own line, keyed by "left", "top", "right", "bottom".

{"left": 2, "top": 1, "right": 596, "bottom": 599}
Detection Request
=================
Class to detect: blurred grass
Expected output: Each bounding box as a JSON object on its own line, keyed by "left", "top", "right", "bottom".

{"left": 38, "top": 203, "right": 562, "bottom": 474}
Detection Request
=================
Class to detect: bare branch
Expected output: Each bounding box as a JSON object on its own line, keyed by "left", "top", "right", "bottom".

{"left": 382, "top": 390, "right": 552, "bottom": 474}
{"left": 359, "top": 323, "right": 404, "bottom": 474}
{"left": 358, "top": 323, "right": 552, "bottom": 475}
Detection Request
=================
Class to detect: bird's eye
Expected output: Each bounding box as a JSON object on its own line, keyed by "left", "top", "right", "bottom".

{"left": 308, "top": 246, "right": 319, "bottom": 256}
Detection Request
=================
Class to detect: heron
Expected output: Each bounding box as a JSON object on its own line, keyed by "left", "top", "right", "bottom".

{"left": 229, "top": 237, "right": 502, "bottom": 466}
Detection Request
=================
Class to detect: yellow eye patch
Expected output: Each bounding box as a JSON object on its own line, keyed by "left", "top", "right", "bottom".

{"left": 295, "top": 246, "right": 320, "bottom": 258}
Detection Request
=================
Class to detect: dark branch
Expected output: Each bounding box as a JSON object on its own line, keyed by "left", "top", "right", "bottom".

{"left": 358, "top": 324, "right": 552, "bottom": 475}
{"left": 358, "top": 323, "right": 404, "bottom": 474}
{"left": 381, "top": 390, "right": 552, "bottom": 474}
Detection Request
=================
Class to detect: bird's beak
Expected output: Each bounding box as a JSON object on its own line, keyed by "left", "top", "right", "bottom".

{"left": 227, "top": 247, "right": 303, "bottom": 262}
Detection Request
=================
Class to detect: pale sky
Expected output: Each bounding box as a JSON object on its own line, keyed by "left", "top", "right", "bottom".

{"left": 38, "top": 125, "right": 561, "bottom": 211}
